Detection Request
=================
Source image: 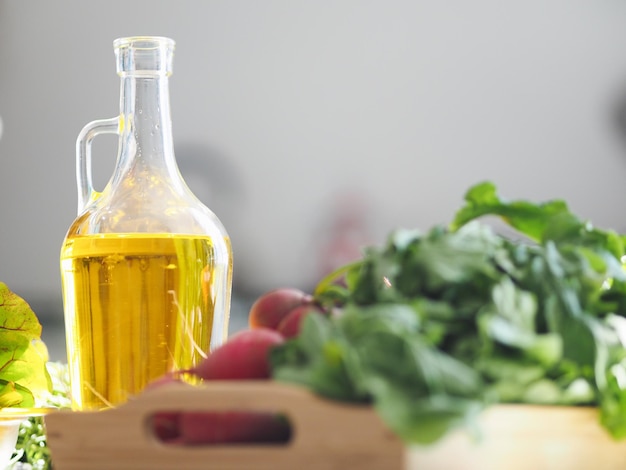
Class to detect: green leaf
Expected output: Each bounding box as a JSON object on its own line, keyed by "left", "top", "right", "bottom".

{"left": 520, "top": 379, "right": 563, "bottom": 404}
{"left": 0, "top": 283, "right": 51, "bottom": 409}
{"left": 271, "top": 314, "right": 366, "bottom": 402}
{"left": 338, "top": 304, "right": 421, "bottom": 338}
{"left": 0, "top": 380, "right": 34, "bottom": 408}
{"left": 560, "top": 378, "right": 595, "bottom": 405}
{"left": 298, "top": 312, "right": 334, "bottom": 358}
{"left": 6, "top": 340, "right": 51, "bottom": 399}
{"left": 451, "top": 181, "right": 573, "bottom": 243}
{"left": 598, "top": 361, "right": 626, "bottom": 439}
{"left": 372, "top": 384, "right": 485, "bottom": 445}
{"left": 0, "top": 283, "right": 42, "bottom": 346}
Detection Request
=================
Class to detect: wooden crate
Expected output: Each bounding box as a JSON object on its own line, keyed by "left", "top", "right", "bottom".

{"left": 44, "top": 381, "right": 626, "bottom": 470}
{"left": 44, "top": 381, "right": 403, "bottom": 470}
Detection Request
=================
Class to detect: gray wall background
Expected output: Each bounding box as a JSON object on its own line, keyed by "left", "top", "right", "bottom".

{"left": 2, "top": 1, "right": 626, "bottom": 337}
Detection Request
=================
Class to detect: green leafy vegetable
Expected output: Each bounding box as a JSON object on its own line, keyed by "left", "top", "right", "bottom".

{"left": 0, "top": 283, "right": 51, "bottom": 409}
{"left": 271, "top": 181, "right": 626, "bottom": 444}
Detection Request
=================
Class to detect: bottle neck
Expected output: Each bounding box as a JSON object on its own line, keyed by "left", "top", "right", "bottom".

{"left": 117, "top": 73, "right": 179, "bottom": 179}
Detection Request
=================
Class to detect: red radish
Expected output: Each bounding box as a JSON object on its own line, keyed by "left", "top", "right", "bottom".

{"left": 189, "top": 328, "right": 285, "bottom": 380}
{"left": 179, "top": 411, "right": 291, "bottom": 445}
{"left": 143, "top": 372, "right": 187, "bottom": 393}
{"left": 146, "top": 327, "right": 288, "bottom": 444}
{"left": 277, "top": 304, "right": 324, "bottom": 339}
{"left": 248, "top": 288, "right": 313, "bottom": 330}
{"left": 143, "top": 375, "right": 188, "bottom": 442}
{"left": 152, "top": 412, "right": 182, "bottom": 442}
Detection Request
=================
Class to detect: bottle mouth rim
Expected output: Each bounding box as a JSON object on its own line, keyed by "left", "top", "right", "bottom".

{"left": 114, "top": 36, "right": 175, "bottom": 75}
{"left": 113, "top": 36, "right": 175, "bottom": 50}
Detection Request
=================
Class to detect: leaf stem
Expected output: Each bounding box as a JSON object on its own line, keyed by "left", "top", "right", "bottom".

{"left": 314, "top": 261, "right": 363, "bottom": 298}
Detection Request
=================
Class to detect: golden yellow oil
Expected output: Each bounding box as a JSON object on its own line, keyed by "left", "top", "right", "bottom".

{"left": 60, "top": 233, "right": 232, "bottom": 411}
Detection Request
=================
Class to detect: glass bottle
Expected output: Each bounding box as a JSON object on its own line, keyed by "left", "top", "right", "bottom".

{"left": 60, "top": 37, "right": 233, "bottom": 411}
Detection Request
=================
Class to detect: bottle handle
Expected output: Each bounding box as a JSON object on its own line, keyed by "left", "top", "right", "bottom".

{"left": 75, "top": 116, "right": 120, "bottom": 214}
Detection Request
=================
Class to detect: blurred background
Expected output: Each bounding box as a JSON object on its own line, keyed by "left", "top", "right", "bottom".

{"left": 2, "top": 1, "right": 626, "bottom": 361}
